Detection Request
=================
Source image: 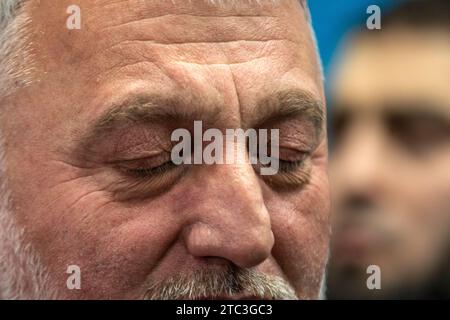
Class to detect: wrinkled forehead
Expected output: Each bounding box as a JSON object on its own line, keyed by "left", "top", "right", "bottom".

{"left": 20, "top": 0, "right": 319, "bottom": 88}
{"left": 7, "top": 0, "right": 323, "bottom": 137}
{"left": 26, "top": 1, "right": 310, "bottom": 58}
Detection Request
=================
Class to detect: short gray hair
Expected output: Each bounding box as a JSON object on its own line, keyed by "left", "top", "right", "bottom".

{"left": 0, "top": 0, "right": 33, "bottom": 99}
{"left": 0, "top": 0, "right": 22, "bottom": 29}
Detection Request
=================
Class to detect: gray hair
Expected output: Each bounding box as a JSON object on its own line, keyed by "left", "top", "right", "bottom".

{"left": 0, "top": 0, "right": 21, "bottom": 30}
{"left": 144, "top": 264, "right": 298, "bottom": 300}
{"left": 0, "top": 0, "right": 33, "bottom": 99}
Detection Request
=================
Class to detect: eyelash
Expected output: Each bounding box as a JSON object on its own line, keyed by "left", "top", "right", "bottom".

{"left": 124, "top": 156, "right": 306, "bottom": 179}
{"left": 124, "top": 161, "right": 178, "bottom": 178}
{"left": 278, "top": 158, "right": 306, "bottom": 172}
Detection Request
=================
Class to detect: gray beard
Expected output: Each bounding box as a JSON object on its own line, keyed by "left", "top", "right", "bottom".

{"left": 0, "top": 186, "right": 59, "bottom": 299}
{"left": 0, "top": 141, "right": 58, "bottom": 299}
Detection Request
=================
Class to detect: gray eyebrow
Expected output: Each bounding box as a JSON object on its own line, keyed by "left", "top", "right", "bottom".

{"left": 73, "top": 93, "right": 224, "bottom": 157}
{"left": 77, "top": 88, "right": 324, "bottom": 157}
{"left": 88, "top": 88, "right": 324, "bottom": 130}
{"left": 89, "top": 93, "right": 224, "bottom": 135}
{"left": 251, "top": 89, "right": 325, "bottom": 135}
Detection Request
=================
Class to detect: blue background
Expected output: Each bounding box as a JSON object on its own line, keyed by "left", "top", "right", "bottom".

{"left": 309, "top": 0, "right": 399, "bottom": 78}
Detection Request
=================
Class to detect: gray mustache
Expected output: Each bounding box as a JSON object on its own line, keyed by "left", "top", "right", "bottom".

{"left": 143, "top": 265, "right": 298, "bottom": 300}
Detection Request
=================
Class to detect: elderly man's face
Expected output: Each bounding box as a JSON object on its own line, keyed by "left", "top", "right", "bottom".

{"left": 0, "top": 0, "right": 329, "bottom": 299}
{"left": 328, "top": 30, "right": 450, "bottom": 298}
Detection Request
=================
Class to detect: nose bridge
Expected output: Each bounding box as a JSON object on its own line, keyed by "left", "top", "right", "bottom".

{"left": 340, "top": 116, "right": 387, "bottom": 188}
{"left": 183, "top": 162, "right": 274, "bottom": 268}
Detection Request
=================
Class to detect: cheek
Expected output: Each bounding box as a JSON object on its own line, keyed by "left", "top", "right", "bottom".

{"left": 10, "top": 163, "right": 184, "bottom": 298}
{"left": 68, "top": 202, "right": 182, "bottom": 298}
{"left": 384, "top": 164, "right": 450, "bottom": 266}
{"left": 265, "top": 162, "right": 330, "bottom": 298}
{"left": 402, "top": 187, "right": 450, "bottom": 249}
{"left": 395, "top": 160, "right": 450, "bottom": 229}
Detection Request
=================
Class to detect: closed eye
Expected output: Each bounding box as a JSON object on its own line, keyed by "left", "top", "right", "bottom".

{"left": 278, "top": 157, "right": 307, "bottom": 173}
{"left": 112, "top": 158, "right": 185, "bottom": 201}
{"left": 124, "top": 161, "right": 179, "bottom": 178}
{"left": 260, "top": 150, "right": 311, "bottom": 189}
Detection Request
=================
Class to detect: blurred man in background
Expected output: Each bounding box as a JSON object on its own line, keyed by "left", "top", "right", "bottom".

{"left": 327, "top": 0, "right": 450, "bottom": 299}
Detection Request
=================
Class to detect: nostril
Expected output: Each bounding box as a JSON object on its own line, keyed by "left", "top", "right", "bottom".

{"left": 201, "top": 257, "right": 231, "bottom": 266}
{"left": 235, "top": 229, "right": 274, "bottom": 268}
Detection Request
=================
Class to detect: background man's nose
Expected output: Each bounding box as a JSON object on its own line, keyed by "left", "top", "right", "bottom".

{"left": 183, "top": 163, "right": 274, "bottom": 268}
{"left": 335, "top": 121, "right": 389, "bottom": 197}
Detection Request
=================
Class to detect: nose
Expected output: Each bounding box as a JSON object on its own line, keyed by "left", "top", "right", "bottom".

{"left": 183, "top": 163, "right": 274, "bottom": 268}
{"left": 332, "top": 119, "right": 388, "bottom": 213}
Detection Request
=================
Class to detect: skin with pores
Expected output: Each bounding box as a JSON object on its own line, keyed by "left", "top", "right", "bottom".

{"left": 0, "top": 0, "right": 329, "bottom": 299}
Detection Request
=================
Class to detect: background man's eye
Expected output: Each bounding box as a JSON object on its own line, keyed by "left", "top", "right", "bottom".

{"left": 387, "top": 113, "right": 450, "bottom": 155}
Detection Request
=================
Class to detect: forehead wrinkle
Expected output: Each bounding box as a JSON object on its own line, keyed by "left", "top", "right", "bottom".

{"left": 86, "top": 1, "right": 304, "bottom": 47}
{"left": 85, "top": 35, "right": 301, "bottom": 81}
{"left": 94, "top": 16, "right": 299, "bottom": 52}
{"left": 91, "top": 0, "right": 289, "bottom": 29}
{"left": 100, "top": 14, "right": 279, "bottom": 31}
{"left": 66, "top": 6, "right": 305, "bottom": 84}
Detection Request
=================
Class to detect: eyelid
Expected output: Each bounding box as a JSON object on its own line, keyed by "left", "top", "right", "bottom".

{"left": 112, "top": 165, "right": 185, "bottom": 201}
{"left": 277, "top": 146, "right": 311, "bottom": 162}
{"left": 123, "top": 161, "right": 178, "bottom": 178}
{"left": 112, "top": 151, "right": 181, "bottom": 182}
{"left": 257, "top": 148, "right": 312, "bottom": 190}
{"left": 111, "top": 158, "right": 185, "bottom": 201}
{"left": 107, "top": 150, "right": 170, "bottom": 164}
{"left": 279, "top": 136, "right": 317, "bottom": 151}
